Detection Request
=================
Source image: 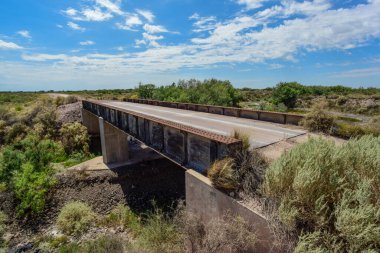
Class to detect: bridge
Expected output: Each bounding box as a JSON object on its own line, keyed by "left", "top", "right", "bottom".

{"left": 82, "top": 99, "right": 305, "bottom": 172}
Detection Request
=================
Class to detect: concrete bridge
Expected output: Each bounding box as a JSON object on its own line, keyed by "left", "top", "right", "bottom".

{"left": 82, "top": 99, "right": 305, "bottom": 172}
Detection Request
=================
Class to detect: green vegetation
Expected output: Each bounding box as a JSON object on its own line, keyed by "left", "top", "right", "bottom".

{"left": 263, "top": 136, "right": 380, "bottom": 252}
{"left": 13, "top": 162, "right": 56, "bottom": 215}
{"left": 136, "top": 79, "right": 242, "bottom": 107}
{"left": 57, "top": 201, "right": 96, "bottom": 236}
{"left": 300, "top": 102, "right": 336, "bottom": 134}
{"left": 0, "top": 94, "right": 93, "bottom": 217}
{"left": 58, "top": 235, "right": 124, "bottom": 253}
{"left": 60, "top": 122, "right": 90, "bottom": 155}
{"left": 134, "top": 207, "right": 183, "bottom": 253}
{"left": 101, "top": 204, "right": 141, "bottom": 234}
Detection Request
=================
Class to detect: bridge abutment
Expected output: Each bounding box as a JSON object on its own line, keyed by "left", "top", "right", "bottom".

{"left": 82, "top": 108, "right": 129, "bottom": 165}
{"left": 99, "top": 117, "right": 129, "bottom": 164}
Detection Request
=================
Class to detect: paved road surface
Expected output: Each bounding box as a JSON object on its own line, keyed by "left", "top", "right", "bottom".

{"left": 105, "top": 101, "right": 306, "bottom": 148}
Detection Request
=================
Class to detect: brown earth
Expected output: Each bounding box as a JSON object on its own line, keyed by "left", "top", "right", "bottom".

{"left": 1, "top": 157, "right": 185, "bottom": 250}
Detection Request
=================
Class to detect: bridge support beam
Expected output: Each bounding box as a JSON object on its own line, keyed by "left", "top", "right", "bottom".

{"left": 99, "top": 117, "right": 129, "bottom": 164}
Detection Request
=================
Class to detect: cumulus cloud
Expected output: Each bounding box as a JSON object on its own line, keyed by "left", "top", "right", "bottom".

{"left": 67, "top": 22, "right": 85, "bottom": 31}
{"left": 79, "top": 40, "right": 95, "bottom": 46}
{"left": 116, "top": 15, "right": 143, "bottom": 30}
{"left": 0, "top": 39, "right": 23, "bottom": 50}
{"left": 17, "top": 30, "right": 31, "bottom": 39}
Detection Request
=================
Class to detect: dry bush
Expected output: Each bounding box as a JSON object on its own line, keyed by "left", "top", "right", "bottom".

{"left": 301, "top": 102, "right": 336, "bottom": 133}
{"left": 263, "top": 136, "right": 380, "bottom": 251}
{"left": 175, "top": 207, "right": 256, "bottom": 253}
{"left": 60, "top": 122, "right": 90, "bottom": 155}
{"left": 4, "top": 123, "right": 29, "bottom": 144}
{"left": 208, "top": 157, "right": 238, "bottom": 192}
{"left": 233, "top": 129, "right": 250, "bottom": 151}
{"left": 57, "top": 201, "right": 96, "bottom": 236}
{"left": 65, "top": 96, "right": 79, "bottom": 104}
{"left": 59, "top": 234, "right": 124, "bottom": 253}
{"left": 234, "top": 149, "right": 267, "bottom": 196}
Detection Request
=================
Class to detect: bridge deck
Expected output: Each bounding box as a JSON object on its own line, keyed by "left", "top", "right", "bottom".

{"left": 103, "top": 101, "right": 305, "bottom": 148}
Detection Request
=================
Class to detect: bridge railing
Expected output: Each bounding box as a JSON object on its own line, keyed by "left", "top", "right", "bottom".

{"left": 82, "top": 100, "right": 242, "bottom": 173}
{"left": 125, "top": 98, "right": 304, "bottom": 125}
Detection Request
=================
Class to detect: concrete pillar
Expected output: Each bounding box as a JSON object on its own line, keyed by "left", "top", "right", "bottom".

{"left": 99, "top": 117, "right": 129, "bottom": 164}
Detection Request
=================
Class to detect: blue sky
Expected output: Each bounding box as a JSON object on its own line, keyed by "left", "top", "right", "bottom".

{"left": 0, "top": 0, "right": 379, "bottom": 91}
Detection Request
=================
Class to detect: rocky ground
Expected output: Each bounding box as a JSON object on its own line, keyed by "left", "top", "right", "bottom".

{"left": 1, "top": 157, "right": 185, "bottom": 252}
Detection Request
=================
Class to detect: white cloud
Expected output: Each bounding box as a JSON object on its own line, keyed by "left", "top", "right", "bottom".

{"left": 63, "top": 6, "right": 112, "bottom": 21}
{"left": 80, "top": 40, "right": 95, "bottom": 46}
{"left": 81, "top": 7, "right": 113, "bottom": 21}
{"left": 17, "top": 30, "right": 31, "bottom": 39}
{"left": 6, "top": 0, "right": 380, "bottom": 87}
{"left": 136, "top": 9, "right": 155, "bottom": 22}
{"left": 236, "top": 0, "right": 268, "bottom": 10}
{"left": 56, "top": 24, "right": 63, "bottom": 28}
{"left": 0, "top": 39, "right": 23, "bottom": 50}
{"left": 67, "top": 22, "right": 85, "bottom": 31}
{"left": 190, "top": 13, "right": 218, "bottom": 32}
{"left": 116, "top": 46, "right": 124, "bottom": 51}
{"left": 143, "top": 24, "right": 168, "bottom": 33}
{"left": 63, "top": 7, "right": 78, "bottom": 16}
{"left": 116, "top": 15, "right": 142, "bottom": 30}
{"left": 95, "top": 0, "right": 123, "bottom": 15}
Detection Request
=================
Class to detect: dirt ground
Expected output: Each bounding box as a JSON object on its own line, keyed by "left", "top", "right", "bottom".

{"left": 1, "top": 157, "right": 185, "bottom": 250}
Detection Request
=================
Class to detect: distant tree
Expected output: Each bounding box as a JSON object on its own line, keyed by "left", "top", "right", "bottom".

{"left": 136, "top": 83, "right": 156, "bottom": 99}
{"left": 272, "top": 82, "right": 304, "bottom": 108}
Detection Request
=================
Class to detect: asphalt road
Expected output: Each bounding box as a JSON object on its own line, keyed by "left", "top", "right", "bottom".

{"left": 105, "top": 101, "right": 305, "bottom": 148}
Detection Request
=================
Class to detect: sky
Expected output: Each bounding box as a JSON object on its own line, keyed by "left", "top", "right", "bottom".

{"left": 0, "top": 0, "right": 380, "bottom": 91}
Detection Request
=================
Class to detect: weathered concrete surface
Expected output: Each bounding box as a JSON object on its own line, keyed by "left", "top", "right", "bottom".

{"left": 186, "top": 170, "right": 274, "bottom": 253}
{"left": 82, "top": 109, "right": 100, "bottom": 135}
{"left": 103, "top": 101, "right": 305, "bottom": 148}
{"left": 99, "top": 117, "right": 129, "bottom": 164}
{"left": 83, "top": 100, "right": 241, "bottom": 173}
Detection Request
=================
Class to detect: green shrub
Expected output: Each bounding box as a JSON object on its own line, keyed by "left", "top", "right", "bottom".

{"left": 334, "top": 122, "right": 379, "bottom": 139}
{"left": 13, "top": 162, "right": 56, "bottom": 216}
{"left": 301, "top": 103, "right": 336, "bottom": 133}
{"left": 59, "top": 235, "right": 124, "bottom": 253}
{"left": 21, "top": 135, "right": 66, "bottom": 168}
{"left": 33, "top": 106, "right": 58, "bottom": 138}
{"left": 103, "top": 204, "right": 141, "bottom": 233}
{"left": 272, "top": 82, "right": 304, "bottom": 108}
{"left": 208, "top": 158, "right": 238, "bottom": 192}
{"left": 263, "top": 136, "right": 380, "bottom": 251}
{"left": 135, "top": 207, "right": 183, "bottom": 253}
{"left": 60, "top": 123, "right": 90, "bottom": 155}
{"left": 0, "top": 146, "right": 24, "bottom": 182}
{"left": 57, "top": 201, "right": 96, "bottom": 236}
